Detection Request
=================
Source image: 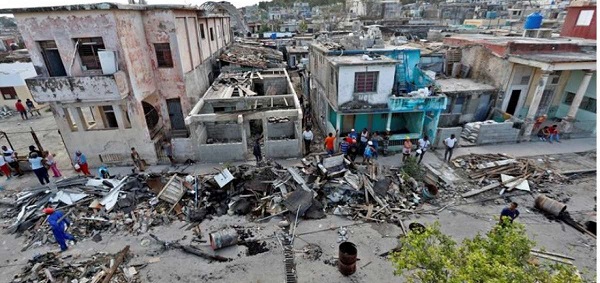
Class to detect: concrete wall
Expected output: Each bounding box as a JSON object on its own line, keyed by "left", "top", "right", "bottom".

{"left": 460, "top": 45, "right": 511, "bottom": 89}
{"left": 434, "top": 127, "right": 462, "bottom": 149}
{"left": 266, "top": 139, "right": 300, "bottom": 158}
{"left": 337, "top": 64, "right": 395, "bottom": 106}
{"left": 26, "top": 72, "right": 128, "bottom": 103}
{"left": 172, "top": 137, "right": 194, "bottom": 161}
{"left": 555, "top": 70, "right": 597, "bottom": 122}
{"left": 260, "top": 77, "right": 289, "bottom": 95}
{"left": 476, "top": 122, "right": 519, "bottom": 145}
{"left": 198, "top": 143, "right": 245, "bottom": 162}
{"left": 54, "top": 103, "right": 157, "bottom": 167}
{"left": 206, "top": 122, "right": 242, "bottom": 140}
{"left": 267, "top": 121, "right": 295, "bottom": 138}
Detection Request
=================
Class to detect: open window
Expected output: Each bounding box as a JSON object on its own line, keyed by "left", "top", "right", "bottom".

{"left": 75, "top": 37, "right": 105, "bottom": 70}
{"left": 0, "top": 87, "right": 17, "bottom": 100}
{"left": 154, "top": 43, "right": 173, "bottom": 68}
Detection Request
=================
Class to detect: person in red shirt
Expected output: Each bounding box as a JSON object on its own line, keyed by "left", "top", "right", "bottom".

{"left": 548, "top": 124, "right": 561, "bottom": 143}
{"left": 15, "top": 99, "right": 27, "bottom": 120}
{"left": 324, "top": 130, "right": 338, "bottom": 155}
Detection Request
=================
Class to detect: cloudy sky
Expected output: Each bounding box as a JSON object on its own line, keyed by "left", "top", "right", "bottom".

{"left": 0, "top": 0, "right": 262, "bottom": 11}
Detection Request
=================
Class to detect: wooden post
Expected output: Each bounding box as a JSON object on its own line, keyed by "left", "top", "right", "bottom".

{"left": 30, "top": 127, "right": 44, "bottom": 152}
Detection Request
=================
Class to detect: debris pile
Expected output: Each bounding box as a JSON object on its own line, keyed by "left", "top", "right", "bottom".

{"left": 219, "top": 43, "right": 286, "bottom": 69}
{"left": 11, "top": 245, "right": 138, "bottom": 283}
{"left": 3, "top": 154, "right": 439, "bottom": 253}
{"left": 454, "top": 154, "right": 569, "bottom": 198}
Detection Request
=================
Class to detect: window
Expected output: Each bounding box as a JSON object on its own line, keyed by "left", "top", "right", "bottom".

{"left": 576, "top": 10, "right": 594, "bottom": 26}
{"left": 354, "top": 72, "right": 378, "bottom": 93}
{"left": 75, "top": 37, "right": 105, "bottom": 70}
{"left": 100, "top": 105, "right": 119, "bottom": 129}
{"left": 154, "top": 43, "right": 173, "bottom": 68}
{"left": 519, "top": 75, "right": 530, "bottom": 85}
{"left": 563, "top": 92, "right": 576, "bottom": 104}
{"left": 580, "top": 97, "right": 596, "bottom": 113}
{"left": 209, "top": 27, "right": 214, "bottom": 41}
{"left": 0, "top": 87, "right": 17, "bottom": 100}
{"left": 199, "top": 23, "right": 206, "bottom": 39}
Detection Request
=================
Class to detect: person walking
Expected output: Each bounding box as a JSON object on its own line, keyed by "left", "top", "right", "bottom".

{"left": 74, "top": 150, "right": 91, "bottom": 176}
{"left": 131, "top": 147, "right": 145, "bottom": 172}
{"left": 324, "top": 131, "right": 338, "bottom": 155}
{"left": 43, "top": 208, "right": 76, "bottom": 252}
{"left": 302, "top": 127, "right": 313, "bottom": 155}
{"left": 29, "top": 152, "right": 50, "bottom": 185}
{"left": 44, "top": 151, "right": 62, "bottom": 178}
{"left": 443, "top": 134, "right": 458, "bottom": 162}
{"left": 15, "top": 99, "right": 27, "bottom": 120}
{"left": 0, "top": 155, "right": 11, "bottom": 180}
{"left": 162, "top": 139, "right": 175, "bottom": 166}
{"left": 2, "top": 146, "right": 22, "bottom": 176}
{"left": 499, "top": 202, "right": 520, "bottom": 225}
{"left": 415, "top": 135, "right": 430, "bottom": 164}
{"left": 402, "top": 136, "right": 412, "bottom": 162}
{"left": 253, "top": 135, "right": 264, "bottom": 164}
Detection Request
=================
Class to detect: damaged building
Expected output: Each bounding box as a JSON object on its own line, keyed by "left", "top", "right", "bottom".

{"left": 309, "top": 27, "right": 447, "bottom": 149}
{"left": 184, "top": 68, "right": 302, "bottom": 163}
{"left": 2, "top": 3, "right": 232, "bottom": 166}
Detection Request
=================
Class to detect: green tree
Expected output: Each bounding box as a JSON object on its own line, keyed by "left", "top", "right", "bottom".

{"left": 298, "top": 20, "right": 308, "bottom": 33}
{"left": 391, "top": 222, "right": 582, "bottom": 283}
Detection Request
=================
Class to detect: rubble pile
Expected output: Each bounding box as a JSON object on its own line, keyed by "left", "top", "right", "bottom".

{"left": 454, "top": 154, "right": 569, "bottom": 198}
{"left": 3, "top": 155, "right": 438, "bottom": 252}
{"left": 219, "top": 43, "right": 286, "bottom": 69}
{"left": 11, "top": 246, "right": 138, "bottom": 283}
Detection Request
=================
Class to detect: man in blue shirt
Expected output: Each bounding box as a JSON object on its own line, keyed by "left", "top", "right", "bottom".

{"left": 43, "top": 208, "right": 76, "bottom": 251}
{"left": 499, "top": 202, "right": 520, "bottom": 225}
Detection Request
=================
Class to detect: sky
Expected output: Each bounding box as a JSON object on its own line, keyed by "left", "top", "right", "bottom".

{"left": 0, "top": 0, "right": 263, "bottom": 11}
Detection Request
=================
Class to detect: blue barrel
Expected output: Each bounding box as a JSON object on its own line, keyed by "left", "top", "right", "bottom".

{"left": 524, "top": 12, "right": 543, "bottom": 29}
{"left": 486, "top": 11, "right": 497, "bottom": 19}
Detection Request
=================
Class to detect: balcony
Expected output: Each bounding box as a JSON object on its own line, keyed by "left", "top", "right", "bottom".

{"left": 25, "top": 71, "right": 129, "bottom": 103}
{"left": 388, "top": 95, "right": 447, "bottom": 112}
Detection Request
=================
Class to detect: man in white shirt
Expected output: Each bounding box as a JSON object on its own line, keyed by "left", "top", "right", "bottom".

{"left": 302, "top": 126, "right": 314, "bottom": 155}
{"left": 2, "top": 146, "right": 22, "bottom": 176}
{"left": 443, "top": 134, "right": 458, "bottom": 162}
{"left": 415, "top": 135, "right": 430, "bottom": 164}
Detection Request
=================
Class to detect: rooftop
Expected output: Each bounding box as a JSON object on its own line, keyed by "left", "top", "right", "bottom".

{"left": 0, "top": 2, "right": 207, "bottom": 14}
{"left": 437, "top": 78, "right": 496, "bottom": 93}
{"left": 328, "top": 54, "right": 398, "bottom": 66}
{"left": 286, "top": 46, "right": 309, "bottom": 53}
{"left": 446, "top": 34, "right": 596, "bottom": 47}
{"left": 510, "top": 52, "right": 597, "bottom": 63}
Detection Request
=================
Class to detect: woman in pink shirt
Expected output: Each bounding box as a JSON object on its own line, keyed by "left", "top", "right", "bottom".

{"left": 44, "top": 151, "right": 62, "bottom": 178}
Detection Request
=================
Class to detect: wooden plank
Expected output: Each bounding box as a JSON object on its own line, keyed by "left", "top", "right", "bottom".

{"left": 101, "top": 245, "right": 130, "bottom": 283}
{"left": 462, "top": 174, "right": 524, "bottom": 198}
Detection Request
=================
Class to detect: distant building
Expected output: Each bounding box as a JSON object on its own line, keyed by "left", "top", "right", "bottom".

{"left": 0, "top": 52, "right": 37, "bottom": 109}
{"left": 560, "top": 0, "right": 596, "bottom": 39}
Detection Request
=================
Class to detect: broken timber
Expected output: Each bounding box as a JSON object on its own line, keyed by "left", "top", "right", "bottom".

{"left": 462, "top": 174, "right": 527, "bottom": 198}
{"left": 157, "top": 175, "right": 186, "bottom": 213}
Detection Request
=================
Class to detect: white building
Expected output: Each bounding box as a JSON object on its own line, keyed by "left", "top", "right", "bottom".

{"left": 0, "top": 59, "right": 37, "bottom": 108}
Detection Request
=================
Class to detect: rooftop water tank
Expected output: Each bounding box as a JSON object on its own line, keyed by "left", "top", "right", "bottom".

{"left": 524, "top": 11, "right": 543, "bottom": 29}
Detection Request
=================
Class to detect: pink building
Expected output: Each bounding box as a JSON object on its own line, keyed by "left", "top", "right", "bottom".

{"left": 1, "top": 3, "right": 231, "bottom": 165}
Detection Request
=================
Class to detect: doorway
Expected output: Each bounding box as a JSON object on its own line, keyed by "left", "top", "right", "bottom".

{"left": 166, "top": 98, "right": 185, "bottom": 130}
{"left": 39, "top": 41, "right": 67, "bottom": 77}
{"left": 506, "top": 89, "right": 521, "bottom": 115}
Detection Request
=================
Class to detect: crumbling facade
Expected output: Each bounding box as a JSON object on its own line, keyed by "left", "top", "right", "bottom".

{"left": 2, "top": 3, "right": 231, "bottom": 166}
{"left": 185, "top": 69, "right": 302, "bottom": 163}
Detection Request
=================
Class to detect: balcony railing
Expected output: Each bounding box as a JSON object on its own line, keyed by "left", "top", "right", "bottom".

{"left": 25, "top": 71, "right": 129, "bottom": 103}
{"left": 388, "top": 95, "right": 447, "bottom": 112}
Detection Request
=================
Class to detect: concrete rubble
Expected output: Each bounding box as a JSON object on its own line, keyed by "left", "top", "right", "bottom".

{"left": 219, "top": 43, "right": 286, "bottom": 69}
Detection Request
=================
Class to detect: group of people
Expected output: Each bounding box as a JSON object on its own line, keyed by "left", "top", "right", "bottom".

{"left": 15, "top": 99, "right": 39, "bottom": 120}
{"left": 536, "top": 124, "right": 561, "bottom": 143}
{"left": 0, "top": 145, "right": 63, "bottom": 185}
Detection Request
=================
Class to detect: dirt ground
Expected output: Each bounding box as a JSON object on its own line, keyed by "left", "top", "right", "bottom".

{"left": 0, "top": 110, "right": 595, "bottom": 282}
